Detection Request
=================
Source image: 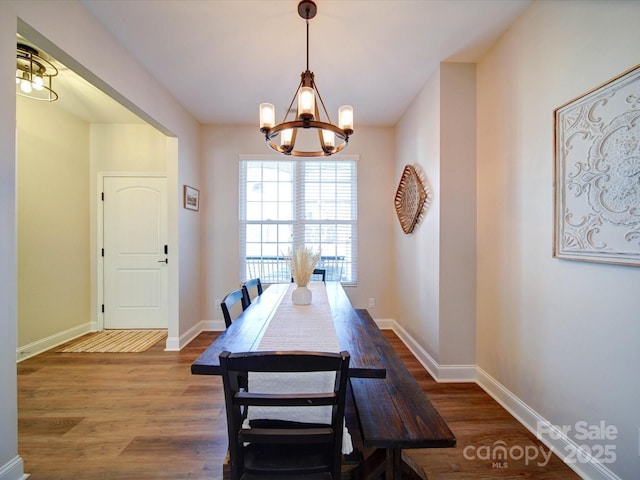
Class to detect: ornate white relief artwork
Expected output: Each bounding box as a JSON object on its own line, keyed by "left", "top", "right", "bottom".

{"left": 554, "top": 65, "right": 640, "bottom": 266}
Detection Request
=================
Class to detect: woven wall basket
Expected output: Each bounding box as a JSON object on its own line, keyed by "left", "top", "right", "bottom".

{"left": 394, "top": 164, "right": 427, "bottom": 234}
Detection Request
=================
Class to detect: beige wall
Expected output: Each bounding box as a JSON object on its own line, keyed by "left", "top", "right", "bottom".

{"left": 439, "top": 64, "right": 476, "bottom": 366}
{"left": 16, "top": 96, "right": 90, "bottom": 348}
{"left": 394, "top": 63, "right": 477, "bottom": 370}
{"left": 91, "top": 124, "right": 168, "bottom": 172}
{"left": 0, "top": 6, "right": 20, "bottom": 473}
{"left": 15, "top": 107, "right": 169, "bottom": 353}
{"left": 477, "top": 1, "right": 640, "bottom": 478}
{"left": 2, "top": 1, "right": 201, "bottom": 476}
{"left": 395, "top": 69, "right": 441, "bottom": 359}
{"left": 12, "top": 1, "right": 200, "bottom": 347}
{"left": 200, "top": 124, "right": 398, "bottom": 323}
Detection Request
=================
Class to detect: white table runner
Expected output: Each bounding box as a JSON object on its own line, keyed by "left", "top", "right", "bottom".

{"left": 256, "top": 282, "right": 340, "bottom": 352}
{"left": 246, "top": 282, "right": 353, "bottom": 454}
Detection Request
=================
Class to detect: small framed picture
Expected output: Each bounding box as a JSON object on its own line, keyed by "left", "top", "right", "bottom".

{"left": 183, "top": 185, "right": 200, "bottom": 211}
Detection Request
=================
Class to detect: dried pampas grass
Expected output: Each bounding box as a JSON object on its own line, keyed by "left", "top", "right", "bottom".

{"left": 291, "top": 246, "right": 320, "bottom": 287}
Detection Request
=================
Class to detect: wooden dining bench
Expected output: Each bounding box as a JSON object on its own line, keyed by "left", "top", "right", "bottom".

{"left": 348, "top": 309, "right": 456, "bottom": 480}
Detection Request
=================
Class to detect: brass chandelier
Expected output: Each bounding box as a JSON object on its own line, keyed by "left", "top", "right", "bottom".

{"left": 259, "top": 0, "right": 353, "bottom": 157}
{"left": 16, "top": 43, "right": 58, "bottom": 102}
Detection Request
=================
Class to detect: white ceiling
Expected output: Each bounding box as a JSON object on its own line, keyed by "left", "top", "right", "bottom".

{"left": 36, "top": 0, "right": 533, "bottom": 127}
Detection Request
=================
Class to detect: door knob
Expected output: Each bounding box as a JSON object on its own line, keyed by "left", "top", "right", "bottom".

{"left": 158, "top": 259, "right": 168, "bottom": 264}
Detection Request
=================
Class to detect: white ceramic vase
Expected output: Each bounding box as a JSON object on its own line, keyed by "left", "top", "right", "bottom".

{"left": 291, "top": 285, "right": 312, "bottom": 305}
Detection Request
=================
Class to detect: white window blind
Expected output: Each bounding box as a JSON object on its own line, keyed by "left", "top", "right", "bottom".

{"left": 239, "top": 156, "right": 357, "bottom": 285}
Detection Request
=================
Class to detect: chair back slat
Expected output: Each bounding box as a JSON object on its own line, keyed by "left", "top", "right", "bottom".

{"left": 235, "top": 391, "right": 337, "bottom": 407}
{"left": 238, "top": 427, "right": 334, "bottom": 444}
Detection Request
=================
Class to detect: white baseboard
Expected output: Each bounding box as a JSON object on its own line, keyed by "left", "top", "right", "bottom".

{"left": 164, "top": 335, "right": 181, "bottom": 351}
{"left": 203, "top": 320, "right": 226, "bottom": 331}
{"left": 165, "top": 319, "right": 225, "bottom": 351}
{"left": 16, "top": 323, "right": 93, "bottom": 362}
{"left": 476, "top": 367, "right": 621, "bottom": 480}
{"left": 436, "top": 363, "right": 477, "bottom": 382}
{"left": 382, "top": 318, "right": 476, "bottom": 382}
{"left": 164, "top": 321, "right": 200, "bottom": 351}
{"left": 373, "top": 318, "right": 395, "bottom": 330}
{"left": 0, "top": 456, "right": 29, "bottom": 480}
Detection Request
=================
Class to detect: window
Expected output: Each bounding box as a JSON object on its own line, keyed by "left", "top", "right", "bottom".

{"left": 240, "top": 155, "right": 357, "bottom": 285}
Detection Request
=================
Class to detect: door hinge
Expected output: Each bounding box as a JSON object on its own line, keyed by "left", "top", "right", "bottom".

{"left": 101, "top": 192, "right": 104, "bottom": 201}
{"left": 101, "top": 248, "right": 104, "bottom": 257}
{"left": 101, "top": 304, "right": 105, "bottom": 313}
{"left": 164, "top": 244, "right": 168, "bottom": 255}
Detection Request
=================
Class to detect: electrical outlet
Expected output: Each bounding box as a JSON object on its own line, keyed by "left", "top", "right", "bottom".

{"left": 368, "top": 297, "right": 376, "bottom": 308}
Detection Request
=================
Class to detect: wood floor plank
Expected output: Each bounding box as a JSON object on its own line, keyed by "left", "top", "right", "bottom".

{"left": 17, "top": 330, "right": 580, "bottom": 479}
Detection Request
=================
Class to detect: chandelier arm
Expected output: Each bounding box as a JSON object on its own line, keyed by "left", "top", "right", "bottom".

{"left": 314, "top": 100, "right": 328, "bottom": 152}
{"left": 282, "top": 78, "right": 304, "bottom": 124}
{"left": 312, "top": 81, "right": 333, "bottom": 125}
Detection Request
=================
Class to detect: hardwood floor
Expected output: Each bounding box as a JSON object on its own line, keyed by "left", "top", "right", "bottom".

{"left": 17, "top": 331, "right": 580, "bottom": 479}
{"left": 383, "top": 333, "right": 580, "bottom": 480}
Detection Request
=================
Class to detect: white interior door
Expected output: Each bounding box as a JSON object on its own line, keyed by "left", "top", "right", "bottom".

{"left": 103, "top": 176, "right": 168, "bottom": 329}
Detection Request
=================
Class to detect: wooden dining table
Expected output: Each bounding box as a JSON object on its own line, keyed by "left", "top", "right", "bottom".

{"left": 191, "top": 282, "right": 456, "bottom": 480}
{"left": 191, "top": 282, "right": 387, "bottom": 379}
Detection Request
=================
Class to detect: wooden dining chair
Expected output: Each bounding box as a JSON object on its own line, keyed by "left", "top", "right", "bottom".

{"left": 291, "top": 269, "right": 326, "bottom": 284}
{"left": 221, "top": 288, "right": 247, "bottom": 329}
{"left": 312, "top": 268, "right": 326, "bottom": 283}
{"left": 219, "top": 350, "right": 350, "bottom": 480}
{"left": 241, "top": 278, "right": 263, "bottom": 309}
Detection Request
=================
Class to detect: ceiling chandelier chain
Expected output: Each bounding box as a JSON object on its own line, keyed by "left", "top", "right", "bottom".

{"left": 259, "top": 0, "right": 353, "bottom": 157}
{"left": 305, "top": 11, "right": 310, "bottom": 72}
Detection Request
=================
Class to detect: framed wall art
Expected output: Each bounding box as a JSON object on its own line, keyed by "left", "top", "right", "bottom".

{"left": 183, "top": 185, "right": 200, "bottom": 211}
{"left": 554, "top": 64, "right": 640, "bottom": 266}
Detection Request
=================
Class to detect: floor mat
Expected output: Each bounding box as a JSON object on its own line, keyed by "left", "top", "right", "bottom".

{"left": 58, "top": 329, "right": 167, "bottom": 353}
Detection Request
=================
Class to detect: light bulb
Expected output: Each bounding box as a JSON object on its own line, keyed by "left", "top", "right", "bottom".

{"left": 259, "top": 103, "right": 275, "bottom": 129}
{"left": 297, "top": 87, "right": 315, "bottom": 119}
{"left": 322, "top": 130, "right": 335, "bottom": 148}
{"left": 281, "top": 129, "right": 293, "bottom": 147}
{"left": 20, "top": 78, "right": 32, "bottom": 94}
{"left": 33, "top": 75, "right": 44, "bottom": 91}
{"left": 338, "top": 105, "right": 354, "bottom": 131}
